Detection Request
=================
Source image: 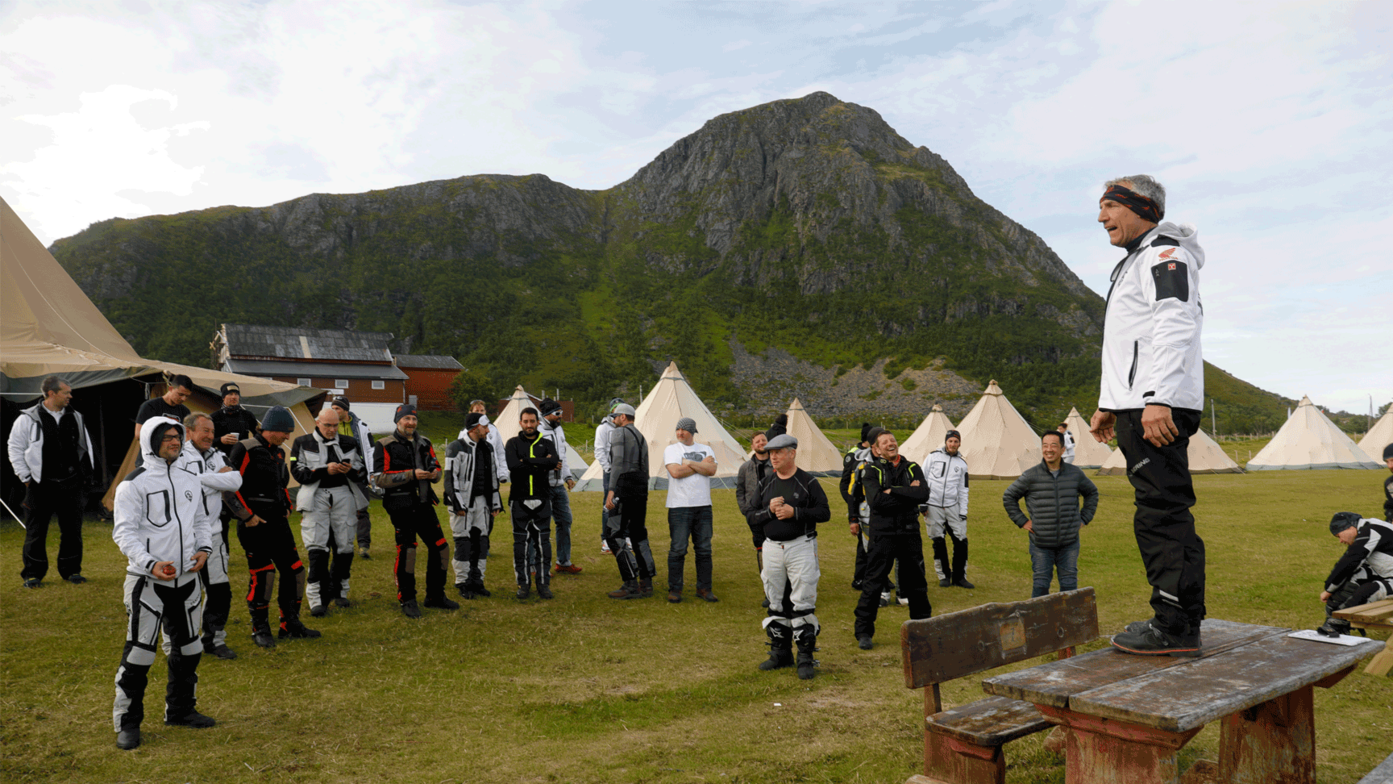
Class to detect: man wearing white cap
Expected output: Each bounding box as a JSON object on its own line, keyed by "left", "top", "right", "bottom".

{"left": 750, "top": 434, "right": 831, "bottom": 680}
{"left": 664, "top": 417, "right": 718, "bottom": 603}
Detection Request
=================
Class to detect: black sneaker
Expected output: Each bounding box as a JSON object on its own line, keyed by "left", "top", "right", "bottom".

{"left": 22, "top": 578, "right": 40, "bottom": 589}
{"left": 165, "top": 711, "right": 216, "bottom": 728}
{"left": 857, "top": 636, "right": 874, "bottom": 650}
{"left": 64, "top": 574, "right": 87, "bottom": 584}
{"left": 333, "top": 596, "right": 351, "bottom": 608}
{"left": 206, "top": 643, "right": 237, "bottom": 660}
{"left": 851, "top": 579, "right": 864, "bottom": 591}
{"left": 279, "top": 620, "right": 321, "bottom": 639}
{"left": 473, "top": 584, "right": 491, "bottom": 598}
{"left": 401, "top": 600, "right": 422, "bottom": 619}
{"left": 515, "top": 585, "right": 531, "bottom": 600}
{"left": 116, "top": 726, "right": 141, "bottom": 750}
{"left": 1315, "top": 619, "right": 1351, "bottom": 638}
{"left": 359, "top": 548, "right": 371, "bottom": 560}
{"left": 938, "top": 578, "right": 951, "bottom": 588}
{"left": 309, "top": 603, "right": 327, "bottom": 618}
{"left": 1111, "top": 624, "right": 1201, "bottom": 657}
{"left": 953, "top": 577, "right": 976, "bottom": 590}
{"left": 537, "top": 584, "right": 554, "bottom": 600}
{"left": 423, "top": 596, "right": 460, "bottom": 611}
{"left": 251, "top": 628, "right": 276, "bottom": 648}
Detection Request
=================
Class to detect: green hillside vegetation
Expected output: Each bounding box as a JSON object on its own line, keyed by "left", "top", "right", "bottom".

{"left": 52, "top": 93, "right": 1299, "bottom": 433}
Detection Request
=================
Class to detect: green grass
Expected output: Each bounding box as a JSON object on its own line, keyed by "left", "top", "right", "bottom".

{"left": 3, "top": 469, "right": 1390, "bottom": 783}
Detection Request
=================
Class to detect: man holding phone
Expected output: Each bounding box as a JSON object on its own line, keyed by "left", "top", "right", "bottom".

{"left": 290, "top": 407, "right": 369, "bottom": 616}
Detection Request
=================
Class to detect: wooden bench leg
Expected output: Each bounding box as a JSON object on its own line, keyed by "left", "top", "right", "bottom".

{"left": 1038, "top": 705, "right": 1202, "bottom": 784}
{"left": 1217, "top": 685, "right": 1316, "bottom": 784}
{"left": 1363, "top": 635, "right": 1393, "bottom": 677}
{"left": 921, "top": 730, "right": 1004, "bottom": 784}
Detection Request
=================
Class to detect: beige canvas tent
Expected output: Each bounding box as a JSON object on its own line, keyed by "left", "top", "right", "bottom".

{"left": 492, "top": 385, "right": 591, "bottom": 479}
{"left": 1247, "top": 396, "right": 1380, "bottom": 470}
{"left": 780, "top": 399, "right": 844, "bottom": 476}
{"left": 1357, "top": 407, "right": 1393, "bottom": 463}
{"left": 1063, "top": 406, "right": 1114, "bottom": 468}
{"left": 900, "top": 404, "right": 956, "bottom": 466}
{"left": 1097, "top": 428, "right": 1241, "bottom": 475}
{"left": 955, "top": 380, "right": 1041, "bottom": 479}
{"left": 575, "top": 362, "right": 748, "bottom": 490}
{"left": 2, "top": 196, "right": 320, "bottom": 509}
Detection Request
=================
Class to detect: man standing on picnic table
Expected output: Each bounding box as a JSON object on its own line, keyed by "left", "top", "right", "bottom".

{"left": 1002, "top": 431, "right": 1099, "bottom": 598}
{"left": 664, "top": 417, "right": 718, "bottom": 603}
{"left": 1089, "top": 174, "right": 1208, "bottom": 657}
{"left": 853, "top": 430, "right": 931, "bottom": 651}
{"left": 751, "top": 434, "right": 831, "bottom": 680}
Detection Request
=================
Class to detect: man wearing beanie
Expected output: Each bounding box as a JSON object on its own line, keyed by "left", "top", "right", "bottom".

{"left": 664, "top": 416, "right": 718, "bottom": 603}
{"left": 372, "top": 404, "right": 458, "bottom": 617}
{"left": 603, "top": 404, "right": 657, "bottom": 599}
{"left": 290, "top": 407, "right": 369, "bottom": 616}
{"left": 1089, "top": 174, "right": 1209, "bottom": 657}
{"left": 750, "top": 434, "right": 830, "bottom": 680}
{"left": 839, "top": 424, "right": 875, "bottom": 591}
{"left": 444, "top": 412, "right": 502, "bottom": 599}
{"left": 1315, "top": 512, "right": 1393, "bottom": 637}
{"left": 468, "top": 400, "right": 510, "bottom": 483}
{"left": 330, "top": 397, "right": 375, "bottom": 559}
{"left": 505, "top": 407, "right": 559, "bottom": 600}
{"left": 1382, "top": 443, "right": 1393, "bottom": 523}
{"left": 211, "top": 383, "right": 259, "bottom": 458}
{"left": 224, "top": 406, "right": 320, "bottom": 647}
{"left": 925, "top": 430, "right": 972, "bottom": 589}
{"left": 111, "top": 416, "right": 214, "bottom": 749}
{"left": 537, "top": 398, "right": 581, "bottom": 575}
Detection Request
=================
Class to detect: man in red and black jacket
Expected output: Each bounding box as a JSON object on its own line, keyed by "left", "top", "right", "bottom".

{"left": 224, "top": 406, "right": 320, "bottom": 648}
{"left": 372, "top": 404, "right": 458, "bottom": 619}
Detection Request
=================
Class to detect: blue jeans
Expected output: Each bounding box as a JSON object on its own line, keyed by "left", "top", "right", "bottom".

{"left": 1029, "top": 539, "right": 1080, "bottom": 598}
{"left": 547, "top": 484, "right": 573, "bottom": 566}
{"left": 667, "top": 505, "right": 713, "bottom": 591}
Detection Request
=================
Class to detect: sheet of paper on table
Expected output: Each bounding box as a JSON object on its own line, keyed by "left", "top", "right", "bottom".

{"left": 1287, "top": 629, "right": 1368, "bottom": 646}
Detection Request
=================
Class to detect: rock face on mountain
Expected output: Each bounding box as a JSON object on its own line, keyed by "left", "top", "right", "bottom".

{"left": 52, "top": 92, "right": 1107, "bottom": 421}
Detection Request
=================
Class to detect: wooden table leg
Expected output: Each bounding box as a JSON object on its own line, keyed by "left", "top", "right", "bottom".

{"left": 1217, "top": 685, "right": 1316, "bottom": 784}
{"left": 1363, "top": 635, "right": 1393, "bottom": 677}
{"left": 1038, "top": 705, "right": 1202, "bottom": 784}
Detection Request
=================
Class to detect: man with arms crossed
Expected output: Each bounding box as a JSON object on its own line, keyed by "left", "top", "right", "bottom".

{"left": 853, "top": 430, "right": 930, "bottom": 650}
{"left": 1089, "top": 174, "right": 1208, "bottom": 656}
{"left": 664, "top": 417, "right": 718, "bottom": 603}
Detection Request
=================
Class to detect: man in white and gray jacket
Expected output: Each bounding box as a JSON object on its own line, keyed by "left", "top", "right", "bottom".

{"left": 111, "top": 416, "right": 215, "bottom": 750}
{"left": 1089, "top": 174, "right": 1207, "bottom": 657}
{"left": 290, "top": 407, "right": 369, "bottom": 616}
{"left": 924, "top": 430, "right": 972, "bottom": 589}
{"left": 445, "top": 412, "right": 502, "bottom": 598}
{"left": 179, "top": 413, "right": 243, "bottom": 660}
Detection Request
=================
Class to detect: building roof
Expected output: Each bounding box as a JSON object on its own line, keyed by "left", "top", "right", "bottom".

{"left": 223, "top": 358, "right": 409, "bottom": 381}
{"left": 221, "top": 324, "right": 394, "bottom": 363}
{"left": 395, "top": 354, "right": 464, "bottom": 370}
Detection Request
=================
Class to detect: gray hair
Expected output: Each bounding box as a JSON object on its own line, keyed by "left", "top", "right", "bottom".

{"left": 40, "top": 375, "right": 68, "bottom": 395}
{"left": 1105, "top": 174, "right": 1166, "bottom": 217}
{"left": 183, "top": 412, "right": 213, "bottom": 430}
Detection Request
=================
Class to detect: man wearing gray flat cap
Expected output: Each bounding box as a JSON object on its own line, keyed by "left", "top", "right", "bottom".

{"left": 664, "top": 417, "right": 718, "bottom": 603}
{"left": 750, "top": 434, "right": 831, "bottom": 680}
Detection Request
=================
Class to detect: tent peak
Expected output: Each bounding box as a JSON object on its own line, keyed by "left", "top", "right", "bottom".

{"left": 1297, "top": 395, "right": 1313, "bottom": 407}
{"left": 661, "top": 362, "right": 684, "bottom": 380}
{"left": 984, "top": 380, "right": 1003, "bottom": 395}
{"left": 790, "top": 398, "right": 805, "bottom": 409}
{"left": 931, "top": 404, "right": 943, "bottom": 412}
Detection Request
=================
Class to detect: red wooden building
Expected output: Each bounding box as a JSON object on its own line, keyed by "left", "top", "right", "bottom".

{"left": 395, "top": 355, "right": 464, "bottom": 411}
{"left": 213, "top": 324, "right": 407, "bottom": 404}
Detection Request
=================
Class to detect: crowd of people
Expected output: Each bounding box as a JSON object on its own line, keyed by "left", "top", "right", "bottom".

{"left": 7, "top": 175, "right": 1391, "bottom": 751}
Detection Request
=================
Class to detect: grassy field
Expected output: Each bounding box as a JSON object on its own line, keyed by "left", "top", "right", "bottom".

{"left": 3, "top": 465, "right": 1390, "bottom": 783}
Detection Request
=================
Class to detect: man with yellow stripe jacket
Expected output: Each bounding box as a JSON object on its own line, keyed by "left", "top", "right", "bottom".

{"left": 853, "top": 430, "right": 931, "bottom": 649}
{"left": 504, "top": 407, "right": 558, "bottom": 600}
{"left": 372, "top": 404, "right": 457, "bottom": 618}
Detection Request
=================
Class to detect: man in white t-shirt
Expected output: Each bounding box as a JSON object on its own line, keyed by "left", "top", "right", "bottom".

{"left": 664, "top": 417, "right": 718, "bottom": 603}
{"left": 1058, "top": 422, "right": 1076, "bottom": 464}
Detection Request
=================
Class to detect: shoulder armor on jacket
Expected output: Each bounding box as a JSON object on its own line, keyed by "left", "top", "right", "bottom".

{"left": 124, "top": 466, "right": 147, "bottom": 482}
{"left": 1150, "top": 235, "right": 1180, "bottom": 248}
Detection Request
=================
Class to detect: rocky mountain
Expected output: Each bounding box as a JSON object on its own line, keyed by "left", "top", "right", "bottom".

{"left": 50, "top": 92, "right": 1290, "bottom": 432}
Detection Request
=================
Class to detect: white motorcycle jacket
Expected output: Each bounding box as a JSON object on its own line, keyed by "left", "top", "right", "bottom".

{"left": 112, "top": 417, "right": 212, "bottom": 579}
{"left": 924, "top": 448, "right": 970, "bottom": 518}
{"left": 179, "top": 439, "right": 243, "bottom": 532}
{"left": 1099, "top": 222, "right": 1205, "bottom": 412}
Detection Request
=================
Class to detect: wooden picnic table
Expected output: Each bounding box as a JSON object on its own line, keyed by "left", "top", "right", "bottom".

{"left": 1333, "top": 597, "right": 1393, "bottom": 676}
{"left": 982, "top": 619, "right": 1384, "bottom": 784}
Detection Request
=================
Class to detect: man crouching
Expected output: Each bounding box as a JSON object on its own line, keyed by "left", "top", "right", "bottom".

{"left": 111, "top": 416, "right": 214, "bottom": 750}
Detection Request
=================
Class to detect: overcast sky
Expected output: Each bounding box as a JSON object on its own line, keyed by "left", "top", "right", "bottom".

{"left": 3, "top": 0, "right": 1389, "bottom": 416}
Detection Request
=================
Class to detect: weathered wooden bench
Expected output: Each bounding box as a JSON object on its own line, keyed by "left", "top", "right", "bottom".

{"left": 899, "top": 588, "right": 1098, "bottom": 784}
{"left": 1334, "top": 597, "right": 1393, "bottom": 677}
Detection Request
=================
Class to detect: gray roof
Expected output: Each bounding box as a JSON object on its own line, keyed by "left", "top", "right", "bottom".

{"left": 223, "top": 359, "right": 409, "bottom": 381}
{"left": 222, "top": 324, "right": 394, "bottom": 363}
{"left": 395, "top": 354, "right": 464, "bottom": 370}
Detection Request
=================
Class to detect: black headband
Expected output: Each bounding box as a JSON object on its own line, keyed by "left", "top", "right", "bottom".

{"left": 1101, "top": 184, "right": 1162, "bottom": 223}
